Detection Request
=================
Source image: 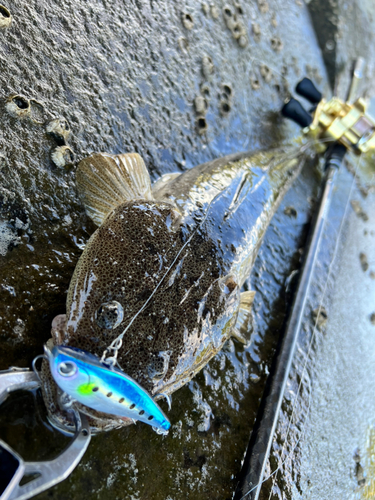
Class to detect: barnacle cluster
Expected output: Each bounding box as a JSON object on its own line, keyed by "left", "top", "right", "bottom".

{"left": 219, "top": 83, "right": 233, "bottom": 116}
{"left": 4, "top": 90, "right": 74, "bottom": 169}
{"left": 223, "top": 4, "right": 248, "bottom": 48}
{"left": 46, "top": 118, "right": 74, "bottom": 168}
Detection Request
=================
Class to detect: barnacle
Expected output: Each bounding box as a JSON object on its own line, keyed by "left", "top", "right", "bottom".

{"left": 46, "top": 117, "right": 71, "bottom": 145}
{"left": 200, "top": 83, "right": 211, "bottom": 100}
{"left": 181, "top": 12, "right": 194, "bottom": 30}
{"left": 238, "top": 34, "right": 248, "bottom": 48}
{"left": 234, "top": 2, "right": 244, "bottom": 15}
{"left": 51, "top": 145, "right": 75, "bottom": 168}
{"left": 270, "top": 36, "right": 283, "bottom": 52}
{"left": 210, "top": 5, "right": 220, "bottom": 19}
{"left": 219, "top": 99, "right": 231, "bottom": 116}
{"left": 196, "top": 116, "right": 208, "bottom": 134}
{"left": 257, "top": 0, "right": 269, "bottom": 14}
{"left": 260, "top": 64, "right": 272, "bottom": 83}
{"left": 250, "top": 75, "right": 261, "bottom": 90}
{"left": 202, "top": 55, "right": 214, "bottom": 79}
{"left": 177, "top": 37, "right": 189, "bottom": 52}
{"left": 221, "top": 83, "right": 233, "bottom": 99}
{"left": 5, "top": 94, "right": 30, "bottom": 119}
{"left": 231, "top": 21, "right": 245, "bottom": 40}
{"left": 202, "top": 3, "right": 209, "bottom": 15}
{"left": 0, "top": 5, "right": 11, "bottom": 29}
{"left": 223, "top": 4, "right": 235, "bottom": 24}
{"left": 194, "top": 95, "right": 208, "bottom": 115}
{"left": 96, "top": 301, "right": 124, "bottom": 330}
{"left": 312, "top": 307, "right": 328, "bottom": 330}
{"left": 29, "top": 99, "right": 46, "bottom": 125}
{"left": 252, "top": 22, "right": 261, "bottom": 42}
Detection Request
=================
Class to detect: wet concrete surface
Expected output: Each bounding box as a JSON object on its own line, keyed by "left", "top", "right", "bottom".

{"left": 297, "top": 176, "right": 375, "bottom": 499}
{"left": 260, "top": 156, "right": 375, "bottom": 500}
{"left": 0, "top": 0, "right": 374, "bottom": 499}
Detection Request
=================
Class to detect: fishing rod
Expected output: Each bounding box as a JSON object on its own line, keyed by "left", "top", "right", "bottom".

{"left": 233, "top": 58, "right": 371, "bottom": 500}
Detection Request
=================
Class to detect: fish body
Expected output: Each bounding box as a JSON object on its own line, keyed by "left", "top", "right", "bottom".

{"left": 46, "top": 345, "right": 170, "bottom": 434}
{"left": 41, "top": 147, "right": 304, "bottom": 431}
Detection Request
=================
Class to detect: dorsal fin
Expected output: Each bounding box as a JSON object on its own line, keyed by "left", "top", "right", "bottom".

{"left": 76, "top": 152, "right": 153, "bottom": 226}
{"left": 232, "top": 290, "right": 256, "bottom": 343}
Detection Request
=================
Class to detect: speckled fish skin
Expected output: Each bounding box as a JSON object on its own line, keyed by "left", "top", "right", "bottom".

{"left": 41, "top": 146, "right": 304, "bottom": 432}
{"left": 47, "top": 345, "right": 170, "bottom": 434}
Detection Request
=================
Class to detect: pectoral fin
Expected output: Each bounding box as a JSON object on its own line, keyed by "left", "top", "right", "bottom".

{"left": 76, "top": 152, "right": 153, "bottom": 226}
{"left": 232, "top": 291, "right": 256, "bottom": 343}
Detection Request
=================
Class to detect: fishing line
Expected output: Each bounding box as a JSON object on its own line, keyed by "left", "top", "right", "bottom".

{"left": 239, "top": 148, "right": 363, "bottom": 500}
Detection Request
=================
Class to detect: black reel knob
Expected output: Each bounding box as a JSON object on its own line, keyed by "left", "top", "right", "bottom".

{"left": 295, "top": 77, "right": 322, "bottom": 105}
{"left": 281, "top": 98, "right": 313, "bottom": 128}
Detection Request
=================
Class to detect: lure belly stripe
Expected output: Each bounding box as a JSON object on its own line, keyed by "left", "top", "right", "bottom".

{"left": 46, "top": 345, "right": 170, "bottom": 434}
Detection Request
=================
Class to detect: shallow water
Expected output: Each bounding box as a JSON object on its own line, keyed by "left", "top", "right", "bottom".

{"left": 0, "top": 0, "right": 374, "bottom": 499}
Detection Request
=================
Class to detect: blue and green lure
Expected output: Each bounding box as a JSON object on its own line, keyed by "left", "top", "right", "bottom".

{"left": 46, "top": 345, "right": 170, "bottom": 435}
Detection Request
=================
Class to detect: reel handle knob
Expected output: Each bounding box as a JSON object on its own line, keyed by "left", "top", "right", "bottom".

{"left": 281, "top": 98, "right": 313, "bottom": 128}
{"left": 295, "top": 77, "right": 322, "bottom": 104}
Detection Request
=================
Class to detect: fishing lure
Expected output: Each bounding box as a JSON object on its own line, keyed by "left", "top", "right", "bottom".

{"left": 45, "top": 345, "right": 170, "bottom": 435}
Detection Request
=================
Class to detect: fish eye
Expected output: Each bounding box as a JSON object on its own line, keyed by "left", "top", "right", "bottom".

{"left": 95, "top": 300, "right": 124, "bottom": 330}
{"left": 58, "top": 361, "right": 77, "bottom": 377}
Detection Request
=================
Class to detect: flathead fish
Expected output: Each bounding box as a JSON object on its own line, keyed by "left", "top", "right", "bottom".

{"left": 40, "top": 147, "right": 304, "bottom": 431}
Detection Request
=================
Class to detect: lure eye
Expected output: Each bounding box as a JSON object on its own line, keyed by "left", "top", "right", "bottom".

{"left": 58, "top": 361, "right": 77, "bottom": 377}
{"left": 95, "top": 300, "right": 124, "bottom": 330}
